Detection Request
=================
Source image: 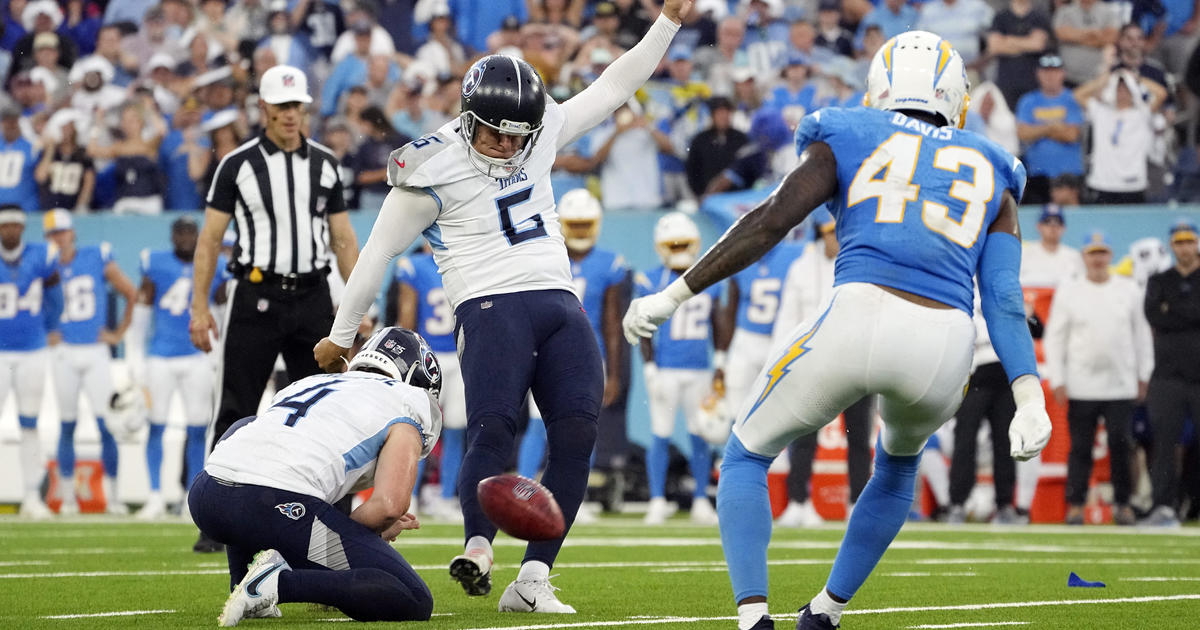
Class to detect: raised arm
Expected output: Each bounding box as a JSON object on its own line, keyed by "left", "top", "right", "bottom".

{"left": 557, "top": 0, "right": 690, "bottom": 146}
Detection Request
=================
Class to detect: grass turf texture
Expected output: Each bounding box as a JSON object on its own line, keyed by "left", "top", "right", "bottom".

{"left": 1, "top": 517, "right": 1198, "bottom": 628}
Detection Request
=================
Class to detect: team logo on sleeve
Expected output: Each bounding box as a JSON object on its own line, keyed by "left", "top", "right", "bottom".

{"left": 275, "top": 502, "right": 306, "bottom": 520}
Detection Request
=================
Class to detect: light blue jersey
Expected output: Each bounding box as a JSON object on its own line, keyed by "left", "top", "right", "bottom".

{"left": 636, "top": 266, "right": 722, "bottom": 369}
{"left": 570, "top": 248, "right": 629, "bottom": 358}
{"left": 59, "top": 244, "right": 114, "bottom": 345}
{"left": 0, "top": 242, "right": 59, "bottom": 351}
{"left": 394, "top": 253, "right": 455, "bottom": 354}
{"left": 141, "top": 250, "right": 228, "bottom": 358}
{"left": 795, "top": 107, "right": 1025, "bottom": 314}
{"left": 732, "top": 241, "right": 805, "bottom": 336}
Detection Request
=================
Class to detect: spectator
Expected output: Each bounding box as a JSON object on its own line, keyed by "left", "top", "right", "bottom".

{"left": 785, "top": 20, "right": 830, "bottom": 70}
{"left": 1053, "top": 0, "right": 1120, "bottom": 87}
{"left": 340, "top": 85, "right": 372, "bottom": 144}
{"left": 176, "top": 31, "right": 226, "bottom": 81}
{"left": 815, "top": 0, "right": 853, "bottom": 58}
{"left": 62, "top": 0, "right": 102, "bottom": 57}
{"left": 1016, "top": 55, "right": 1085, "bottom": 205}
{"left": 194, "top": 109, "right": 246, "bottom": 199}
{"left": 1076, "top": 69, "right": 1167, "bottom": 204}
{"left": 30, "top": 32, "right": 68, "bottom": 103}
{"left": 1142, "top": 220, "right": 1200, "bottom": 527}
{"left": 647, "top": 47, "right": 710, "bottom": 204}
{"left": 11, "top": 0, "right": 77, "bottom": 79}
{"left": 35, "top": 109, "right": 93, "bottom": 212}
{"left": 856, "top": 0, "right": 918, "bottom": 44}
{"left": 589, "top": 101, "right": 674, "bottom": 209}
{"left": 816, "top": 55, "right": 865, "bottom": 108}
{"left": 578, "top": 1, "right": 622, "bottom": 44}
{"left": 1020, "top": 204, "right": 1084, "bottom": 289}
{"left": 685, "top": 97, "right": 748, "bottom": 197}
{"left": 1156, "top": 0, "right": 1200, "bottom": 76}
{"left": 967, "top": 81, "right": 1019, "bottom": 156}
{"left": 352, "top": 105, "right": 411, "bottom": 212}
{"left": 194, "top": 68, "right": 237, "bottom": 118}
{"left": 0, "top": 104, "right": 39, "bottom": 211}
{"left": 676, "top": 0, "right": 719, "bottom": 50}
{"left": 1045, "top": 231, "right": 1152, "bottom": 526}
{"left": 611, "top": 0, "right": 652, "bottom": 50}
{"left": 362, "top": 55, "right": 402, "bottom": 110}
{"left": 916, "top": 0, "right": 994, "bottom": 67}
{"left": 124, "top": 7, "right": 177, "bottom": 69}
{"left": 703, "top": 106, "right": 791, "bottom": 196}
{"left": 87, "top": 101, "right": 166, "bottom": 215}
{"left": 766, "top": 54, "right": 817, "bottom": 128}
{"left": 485, "top": 14, "right": 525, "bottom": 55}
{"left": 90, "top": 24, "right": 136, "bottom": 87}
{"left": 987, "top": 0, "right": 1052, "bottom": 109}
{"left": 259, "top": 3, "right": 315, "bottom": 75}
{"left": 693, "top": 16, "right": 747, "bottom": 96}
{"left": 143, "top": 53, "right": 180, "bottom": 116}
{"left": 2, "top": 1, "right": 27, "bottom": 51}
{"left": 329, "top": 5, "right": 396, "bottom": 65}
{"left": 321, "top": 20, "right": 375, "bottom": 118}
{"left": 103, "top": 0, "right": 157, "bottom": 27}
{"left": 194, "top": 0, "right": 238, "bottom": 58}
{"left": 730, "top": 67, "right": 762, "bottom": 131}
{"left": 321, "top": 117, "right": 356, "bottom": 210}
{"left": 1050, "top": 173, "right": 1084, "bottom": 206}
{"left": 415, "top": 4, "right": 467, "bottom": 78}
{"left": 68, "top": 56, "right": 125, "bottom": 115}
{"left": 387, "top": 77, "right": 443, "bottom": 140}
{"left": 293, "top": 0, "right": 346, "bottom": 62}
{"left": 225, "top": 0, "right": 271, "bottom": 47}
{"left": 159, "top": 97, "right": 206, "bottom": 212}
{"left": 1116, "top": 22, "right": 1175, "bottom": 104}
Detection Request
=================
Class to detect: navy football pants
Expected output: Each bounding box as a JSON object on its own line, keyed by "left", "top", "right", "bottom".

{"left": 189, "top": 471, "right": 433, "bottom": 621}
{"left": 455, "top": 289, "right": 603, "bottom": 567}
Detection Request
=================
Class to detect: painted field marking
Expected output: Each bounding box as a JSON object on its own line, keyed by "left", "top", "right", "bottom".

{"left": 1121, "top": 576, "right": 1200, "bottom": 581}
{"left": 880, "top": 572, "right": 977, "bottom": 577}
{"left": 0, "top": 569, "right": 227, "bottom": 579}
{"left": 0, "top": 560, "right": 50, "bottom": 566}
{"left": 42, "top": 609, "right": 175, "bottom": 619}
{"left": 908, "top": 623, "right": 1030, "bottom": 629}
{"left": 0, "top": 547, "right": 151, "bottom": 555}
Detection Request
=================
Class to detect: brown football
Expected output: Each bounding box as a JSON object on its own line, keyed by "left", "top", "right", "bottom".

{"left": 476, "top": 474, "right": 566, "bottom": 541}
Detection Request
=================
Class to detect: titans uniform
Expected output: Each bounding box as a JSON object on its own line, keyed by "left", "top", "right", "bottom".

{"left": 735, "top": 106, "right": 1026, "bottom": 459}
{"left": 723, "top": 242, "right": 805, "bottom": 412}
{"left": 0, "top": 242, "right": 59, "bottom": 423}
{"left": 191, "top": 371, "right": 437, "bottom": 613}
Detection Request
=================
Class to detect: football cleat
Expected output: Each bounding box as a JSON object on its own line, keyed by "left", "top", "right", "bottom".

{"left": 796, "top": 604, "right": 839, "bottom": 629}
{"left": 449, "top": 548, "right": 493, "bottom": 596}
{"left": 135, "top": 494, "right": 166, "bottom": 520}
{"left": 690, "top": 497, "right": 719, "bottom": 525}
{"left": 498, "top": 576, "right": 576, "bottom": 613}
{"left": 776, "top": 500, "right": 824, "bottom": 528}
{"left": 19, "top": 495, "right": 51, "bottom": 519}
{"left": 219, "top": 549, "right": 290, "bottom": 627}
{"left": 748, "top": 614, "right": 775, "bottom": 629}
{"left": 643, "top": 497, "right": 677, "bottom": 525}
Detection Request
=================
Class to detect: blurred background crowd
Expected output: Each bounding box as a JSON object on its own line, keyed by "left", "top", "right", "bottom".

{"left": 4, "top": 0, "right": 1200, "bottom": 216}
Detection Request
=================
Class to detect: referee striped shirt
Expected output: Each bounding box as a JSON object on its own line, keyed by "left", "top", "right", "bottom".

{"left": 206, "top": 132, "right": 347, "bottom": 276}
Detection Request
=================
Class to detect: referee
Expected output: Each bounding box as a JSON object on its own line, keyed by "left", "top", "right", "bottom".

{"left": 188, "top": 65, "right": 359, "bottom": 548}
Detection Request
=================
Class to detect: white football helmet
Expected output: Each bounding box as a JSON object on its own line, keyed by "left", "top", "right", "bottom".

{"left": 557, "top": 188, "right": 603, "bottom": 253}
{"left": 864, "top": 31, "right": 970, "bottom": 129}
{"left": 654, "top": 212, "right": 701, "bottom": 270}
{"left": 107, "top": 383, "right": 147, "bottom": 443}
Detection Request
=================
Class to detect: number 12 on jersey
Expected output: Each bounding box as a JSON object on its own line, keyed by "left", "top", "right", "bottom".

{"left": 847, "top": 132, "right": 994, "bottom": 248}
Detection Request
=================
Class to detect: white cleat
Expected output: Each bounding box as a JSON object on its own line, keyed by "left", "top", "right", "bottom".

{"left": 219, "top": 549, "right": 290, "bottom": 627}
{"left": 498, "top": 576, "right": 576, "bottom": 613}
{"left": 643, "top": 497, "right": 677, "bottom": 525}
{"left": 105, "top": 501, "right": 130, "bottom": 516}
{"left": 135, "top": 495, "right": 166, "bottom": 520}
{"left": 776, "top": 500, "right": 825, "bottom": 528}
{"left": 690, "top": 497, "right": 718, "bottom": 525}
{"left": 19, "top": 496, "right": 52, "bottom": 520}
{"left": 449, "top": 547, "right": 493, "bottom": 596}
{"left": 58, "top": 496, "right": 80, "bottom": 516}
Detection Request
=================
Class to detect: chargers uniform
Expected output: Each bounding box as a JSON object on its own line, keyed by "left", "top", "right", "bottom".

{"left": 571, "top": 248, "right": 630, "bottom": 359}
{"left": 736, "top": 106, "right": 1025, "bottom": 458}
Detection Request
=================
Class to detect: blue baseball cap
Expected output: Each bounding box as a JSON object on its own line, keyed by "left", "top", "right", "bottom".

{"left": 1081, "top": 230, "right": 1112, "bottom": 253}
{"left": 668, "top": 46, "right": 692, "bottom": 62}
{"left": 1039, "top": 204, "right": 1065, "bottom": 225}
{"left": 1169, "top": 219, "right": 1198, "bottom": 243}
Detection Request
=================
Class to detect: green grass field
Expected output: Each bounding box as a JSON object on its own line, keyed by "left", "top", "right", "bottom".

{"left": 1, "top": 516, "right": 1198, "bottom": 629}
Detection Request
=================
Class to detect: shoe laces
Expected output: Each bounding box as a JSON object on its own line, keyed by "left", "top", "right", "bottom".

{"left": 521, "top": 574, "right": 563, "bottom": 596}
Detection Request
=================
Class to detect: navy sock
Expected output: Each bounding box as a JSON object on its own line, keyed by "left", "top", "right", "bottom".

{"left": 523, "top": 415, "right": 596, "bottom": 567}
{"left": 57, "top": 421, "right": 77, "bottom": 478}
{"left": 95, "top": 417, "right": 119, "bottom": 478}
{"left": 146, "top": 423, "right": 166, "bottom": 491}
{"left": 278, "top": 567, "right": 432, "bottom": 621}
{"left": 647, "top": 436, "right": 670, "bottom": 498}
{"left": 184, "top": 426, "right": 208, "bottom": 491}
{"left": 717, "top": 434, "right": 775, "bottom": 602}
{"left": 688, "top": 433, "right": 712, "bottom": 498}
{"left": 440, "top": 428, "right": 464, "bottom": 499}
{"left": 826, "top": 445, "right": 921, "bottom": 600}
{"left": 517, "top": 417, "right": 547, "bottom": 479}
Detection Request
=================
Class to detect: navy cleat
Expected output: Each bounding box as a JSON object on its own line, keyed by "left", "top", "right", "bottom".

{"left": 748, "top": 614, "right": 775, "bottom": 628}
{"left": 796, "top": 604, "right": 839, "bottom": 629}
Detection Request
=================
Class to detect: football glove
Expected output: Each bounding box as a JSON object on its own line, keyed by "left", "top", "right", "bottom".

{"left": 1009, "top": 374, "right": 1052, "bottom": 461}
{"left": 623, "top": 278, "right": 695, "bottom": 344}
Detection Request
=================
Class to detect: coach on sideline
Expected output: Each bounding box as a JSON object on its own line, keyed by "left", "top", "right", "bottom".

{"left": 188, "top": 65, "right": 359, "bottom": 551}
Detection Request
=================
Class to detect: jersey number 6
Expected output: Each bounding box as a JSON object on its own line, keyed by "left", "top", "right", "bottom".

{"left": 496, "top": 186, "right": 548, "bottom": 246}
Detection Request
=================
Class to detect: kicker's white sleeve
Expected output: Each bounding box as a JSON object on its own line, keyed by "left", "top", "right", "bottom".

{"left": 329, "top": 187, "right": 440, "bottom": 347}
{"left": 557, "top": 14, "right": 680, "bottom": 147}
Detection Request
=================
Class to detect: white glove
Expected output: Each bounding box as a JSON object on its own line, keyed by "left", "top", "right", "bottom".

{"left": 1009, "top": 374, "right": 1052, "bottom": 461}
{"left": 623, "top": 278, "right": 695, "bottom": 344}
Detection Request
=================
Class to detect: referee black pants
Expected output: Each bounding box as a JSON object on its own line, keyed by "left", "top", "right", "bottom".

{"left": 210, "top": 278, "right": 334, "bottom": 449}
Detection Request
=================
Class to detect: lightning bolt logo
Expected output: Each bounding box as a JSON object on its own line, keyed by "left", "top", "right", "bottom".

{"left": 745, "top": 298, "right": 836, "bottom": 421}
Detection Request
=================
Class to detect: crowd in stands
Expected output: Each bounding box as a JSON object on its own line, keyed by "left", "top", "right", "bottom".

{"left": 3, "top": 0, "right": 1200, "bottom": 215}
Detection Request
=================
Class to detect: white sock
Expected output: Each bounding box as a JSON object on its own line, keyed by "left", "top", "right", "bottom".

{"left": 810, "top": 588, "right": 847, "bottom": 625}
{"left": 145, "top": 490, "right": 162, "bottom": 504}
{"left": 737, "top": 602, "right": 769, "bottom": 630}
{"left": 19, "top": 428, "right": 42, "bottom": 496}
{"left": 465, "top": 535, "right": 491, "bottom": 557}
{"left": 60, "top": 474, "right": 76, "bottom": 501}
{"left": 517, "top": 560, "right": 549, "bottom": 581}
{"left": 102, "top": 476, "right": 117, "bottom": 503}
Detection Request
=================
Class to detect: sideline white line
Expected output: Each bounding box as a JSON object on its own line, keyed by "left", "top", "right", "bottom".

{"left": 0, "top": 560, "right": 50, "bottom": 566}
{"left": 0, "top": 548, "right": 151, "bottom": 555}
{"left": 881, "top": 572, "right": 977, "bottom": 577}
{"left": 0, "top": 569, "right": 227, "bottom": 579}
{"left": 1121, "top": 576, "right": 1200, "bottom": 581}
{"left": 908, "top": 623, "right": 1029, "bottom": 629}
{"left": 42, "top": 609, "right": 175, "bottom": 619}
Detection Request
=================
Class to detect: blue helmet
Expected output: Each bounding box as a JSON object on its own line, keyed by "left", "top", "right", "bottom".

{"left": 349, "top": 327, "right": 442, "bottom": 397}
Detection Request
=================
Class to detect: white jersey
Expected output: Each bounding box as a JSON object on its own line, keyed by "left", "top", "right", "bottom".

{"left": 205, "top": 371, "right": 442, "bottom": 504}
{"left": 1020, "top": 241, "right": 1083, "bottom": 289}
{"left": 387, "top": 102, "right": 575, "bottom": 309}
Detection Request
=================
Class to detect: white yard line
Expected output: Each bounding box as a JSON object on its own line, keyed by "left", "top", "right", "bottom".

{"left": 908, "top": 623, "right": 1030, "bottom": 628}
{"left": 42, "top": 609, "right": 175, "bottom": 619}
{"left": 0, "top": 569, "right": 227, "bottom": 579}
{"left": 0, "top": 560, "right": 50, "bottom": 566}
{"left": 881, "top": 572, "right": 978, "bottom": 577}
{"left": 1121, "top": 576, "right": 1200, "bottom": 581}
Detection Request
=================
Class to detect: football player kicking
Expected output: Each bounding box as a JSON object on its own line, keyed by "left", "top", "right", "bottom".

{"left": 191, "top": 327, "right": 441, "bottom": 626}
{"left": 624, "top": 32, "right": 1053, "bottom": 630}
{"left": 314, "top": 0, "right": 694, "bottom": 613}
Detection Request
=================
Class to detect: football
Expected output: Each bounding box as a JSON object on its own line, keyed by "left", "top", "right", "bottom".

{"left": 476, "top": 474, "right": 565, "bottom": 541}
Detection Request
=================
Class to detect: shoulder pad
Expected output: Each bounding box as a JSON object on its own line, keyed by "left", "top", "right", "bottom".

{"left": 387, "top": 131, "right": 456, "bottom": 188}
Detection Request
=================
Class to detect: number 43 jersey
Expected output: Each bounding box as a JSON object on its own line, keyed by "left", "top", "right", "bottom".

{"left": 797, "top": 107, "right": 1026, "bottom": 315}
{"left": 386, "top": 101, "right": 575, "bottom": 310}
{"left": 205, "top": 371, "right": 442, "bottom": 504}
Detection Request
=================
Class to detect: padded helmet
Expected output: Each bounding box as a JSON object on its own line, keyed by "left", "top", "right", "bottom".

{"left": 557, "top": 188, "right": 603, "bottom": 252}
{"left": 654, "top": 212, "right": 701, "bottom": 271}
{"left": 349, "top": 327, "right": 442, "bottom": 397}
{"left": 864, "top": 31, "right": 969, "bottom": 128}
{"left": 459, "top": 54, "right": 546, "bottom": 177}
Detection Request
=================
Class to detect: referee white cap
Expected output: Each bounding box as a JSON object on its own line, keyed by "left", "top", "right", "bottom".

{"left": 259, "top": 65, "right": 313, "bottom": 105}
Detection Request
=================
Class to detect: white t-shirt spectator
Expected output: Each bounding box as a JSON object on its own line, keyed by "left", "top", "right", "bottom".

{"left": 1020, "top": 241, "right": 1084, "bottom": 288}
{"left": 1085, "top": 97, "right": 1153, "bottom": 193}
